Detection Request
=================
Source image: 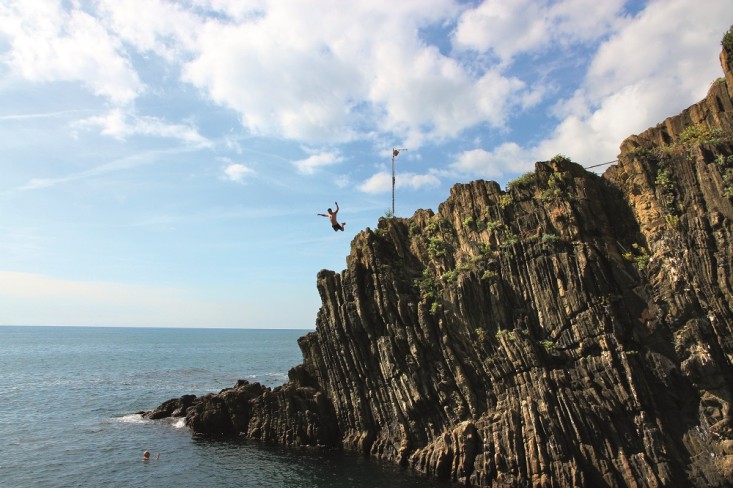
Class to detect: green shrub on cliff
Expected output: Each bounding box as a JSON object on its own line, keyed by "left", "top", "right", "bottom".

{"left": 475, "top": 327, "right": 488, "bottom": 342}
{"left": 507, "top": 171, "right": 537, "bottom": 191}
{"left": 665, "top": 214, "right": 680, "bottom": 228}
{"left": 623, "top": 243, "right": 651, "bottom": 271}
{"left": 486, "top": 219, "right": 502, "bottom": 233}
{"left": 723, "top": 25, "right": 733, "bottom": 53}
{"left": 462, "top": 216, "right": 477, "bottom": 231}
{"left": 500, "top": 229, "right": 519, "bottom": 250}
{"left": 723, "top": 172, "right": 733, "bottom": 199}
{"left": 540, "top": 340, "right": 556, "bottom": 352}
{"left": 441, "top": 269, "right": 458, "bottom": 283}
{"left": 654, "top": 168, "right": 676, "bottom": 206}
{"left": 408, "top": 221, "right": 419, "bottom": 237}
{"left": 541, "top": 232, "right": 561, "bottom": 251}
{"left": 425, "top": 216, "right": 450, "bottom": 236}
{"left": 679, "top": 124, "right": 725, "bottom": 146}
{"left": 551, "top": 154, "right": 572, "bottom": 165}
{"left": 540, "top": 170, "right": 575, "bottom": 202}
{"left": 716, "top": 154, "right": 733, "bottom": 198}
{"left": 496, "top": 329, "right": 516, "bottom": 342}
{"left": 498, "top": 193, "right": 513, "bottom": 209}
{"left": 481, "top": 269, "right": 497, "bottom": 281}
{"left": 428, "top": 236, "right": 449, "bottom": 258}
{"left": 414, "top": 268, "right": 438, "bottom": 301}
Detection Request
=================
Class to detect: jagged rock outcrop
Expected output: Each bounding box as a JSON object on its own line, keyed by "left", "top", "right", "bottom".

{"left": 143, "top": 367, "right": 340, "bottom": 446}
{"left": 147, "top": 42, "right": 733, "bottom": 486}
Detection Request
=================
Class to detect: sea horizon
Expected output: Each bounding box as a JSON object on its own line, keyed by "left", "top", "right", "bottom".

{"left": 0, "top": 324, "right": 315, "bottom": 330}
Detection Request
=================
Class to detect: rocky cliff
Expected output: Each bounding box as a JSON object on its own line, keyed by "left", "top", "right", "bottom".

{"left": 145, "top": 42, "right": 733, "bottom": 487}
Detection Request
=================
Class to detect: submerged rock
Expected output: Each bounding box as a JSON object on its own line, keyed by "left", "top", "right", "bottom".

{"left": 146, "top": 42, "right": 733, "bottom": 486}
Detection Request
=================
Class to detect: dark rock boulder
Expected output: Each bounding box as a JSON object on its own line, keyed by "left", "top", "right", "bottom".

{"left": 142, "top": 394, "right": 197, "bottom": 420}
{"left": 145, "top": 374, "right": 340, "bottom": 447}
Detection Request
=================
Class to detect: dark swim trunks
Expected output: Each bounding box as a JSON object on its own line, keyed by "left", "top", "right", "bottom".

{"left": 332, "top": 223, "right": 341, "bottom": 231}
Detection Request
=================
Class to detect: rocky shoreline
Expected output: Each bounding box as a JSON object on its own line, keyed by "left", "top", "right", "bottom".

{"left": 145, "top": 43, "right": 733, "bottom": 487}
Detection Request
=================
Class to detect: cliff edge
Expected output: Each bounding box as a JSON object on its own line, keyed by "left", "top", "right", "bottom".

{"left": 145, "top": 41, "right": 733, "bottom": 487}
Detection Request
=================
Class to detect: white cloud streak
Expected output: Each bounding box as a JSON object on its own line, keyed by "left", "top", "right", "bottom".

{"left": 18, "top": 146, "right": 204, "bottom": 191}
{"left": 292, "top": 151, "right": 343, "bottom": 174}
{"left": 74, "top": 108, "right": 210, "bottom": 144}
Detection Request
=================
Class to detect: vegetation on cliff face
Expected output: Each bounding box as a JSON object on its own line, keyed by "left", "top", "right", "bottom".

{"left": 147, "top": 37, "right": 733, "bottom": 487}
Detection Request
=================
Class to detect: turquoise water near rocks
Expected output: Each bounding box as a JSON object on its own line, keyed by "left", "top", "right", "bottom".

{"left": 0, "top": 326, "right": 448, "bottom": 487}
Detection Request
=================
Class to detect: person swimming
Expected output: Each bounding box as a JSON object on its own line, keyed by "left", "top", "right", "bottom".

{"left": 142, "top": 450, "right": 160, "bottom": 461}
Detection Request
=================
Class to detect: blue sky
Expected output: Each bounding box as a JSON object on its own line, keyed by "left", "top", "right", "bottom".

{"left": 0, "top": 0, "right": 731, "bottom": 328}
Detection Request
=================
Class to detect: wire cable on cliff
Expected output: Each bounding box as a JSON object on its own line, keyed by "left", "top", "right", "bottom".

{"left": 583, "top": 160, "right": 617, "bottom": 169}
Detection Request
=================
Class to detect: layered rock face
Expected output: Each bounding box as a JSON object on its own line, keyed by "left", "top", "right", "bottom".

{"left": 147, "top": 49, "right": 733, "bottom": 486}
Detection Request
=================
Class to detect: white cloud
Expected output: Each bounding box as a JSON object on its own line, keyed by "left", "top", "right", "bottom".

{"left": 450, "top": 144, "right": 533, "bottom": 180}
{"left": 223, "top": 163, "right": 254, "bottom": 183}
{"left": 0, "top": 0, "right": 549, "bottom": 147}
{"left": 3, "top": 0, "right": 731, "bottom": 181}
{"left": 75, "top": 109, "right": 209, "bottom": 145}
{"left": 584, "top": 0, "right": 729, "bottom": 102}
{"left": 453, "top": 0, "right": 626, "bottom": 62}
{"left": 181, "top": 7, "right": 363, "bottom": 143}
{"left": 292, "top": 151, "right": 343, "bottom": 175}
{"left": 180, "top": 0, "right": 532, "bottom": 144}
{"left": 358, "top": 170, "right": 440, "bottom": 194}
{"left": 370, "top": 49, "right": 530, "bottom": 139}
{"left": 534, "top": 0, "right": 733, "bottom": 165}
{"left": 96, "top": 0, "right": 200, "bottom": 60}
{"left": 0, "top": 0, "right": 143, "bottom": 104}
{"left": 536, "top": 81, "right": 667, "bottom": 165}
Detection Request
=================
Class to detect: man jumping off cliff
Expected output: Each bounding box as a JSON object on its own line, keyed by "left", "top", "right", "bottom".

{"left": 318, "top": 201, "right": 346, "bottom": 231}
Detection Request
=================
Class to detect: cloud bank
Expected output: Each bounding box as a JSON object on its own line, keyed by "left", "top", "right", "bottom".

{"left": 1, "top": 0, "right": 730, "bottom": 184}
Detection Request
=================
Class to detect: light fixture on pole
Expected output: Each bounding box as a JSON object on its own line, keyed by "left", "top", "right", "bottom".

{"left": 391, "top": 148, "right": 407, "bottom": 216}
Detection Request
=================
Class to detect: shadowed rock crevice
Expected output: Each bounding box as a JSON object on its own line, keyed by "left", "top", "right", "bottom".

{"left": 146, "top": 42, "right": 733, "bottom": 487}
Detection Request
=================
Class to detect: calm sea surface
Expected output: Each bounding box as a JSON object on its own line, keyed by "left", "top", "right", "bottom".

{"left": 0, "top": 326, "right": 448, "bottom": 488}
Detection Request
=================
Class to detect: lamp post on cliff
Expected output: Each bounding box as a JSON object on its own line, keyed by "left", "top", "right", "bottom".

{"left": 391, "top": 148, "right": 407, "bottom": 216}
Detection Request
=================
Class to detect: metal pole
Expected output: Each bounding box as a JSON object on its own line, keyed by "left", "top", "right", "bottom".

{"left": 392, "top": 149, "right": 396, "bottom": 216}
{"left": 391, "top": 148, "right": 406, "bottom": 217}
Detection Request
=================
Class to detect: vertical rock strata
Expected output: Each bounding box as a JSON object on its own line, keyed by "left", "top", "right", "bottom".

{"left": 148, "top": 49, "right": 733, "bottom": 486}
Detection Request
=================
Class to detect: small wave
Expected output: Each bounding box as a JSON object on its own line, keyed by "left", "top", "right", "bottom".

{"left": 171, "top": 418, "right": 186, "bottom": 429}
{"left": 114, "top": 413, "right": 148, "bottom": 424}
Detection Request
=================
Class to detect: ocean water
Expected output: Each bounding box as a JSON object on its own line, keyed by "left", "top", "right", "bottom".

{"left": 0, "top": 326, "right": 448, "bottom": 488}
